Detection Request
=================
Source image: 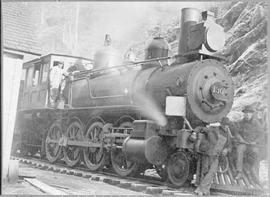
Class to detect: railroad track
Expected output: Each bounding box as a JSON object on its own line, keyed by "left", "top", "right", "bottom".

{"left": 11, "top": 155, "right": 265, "bottom": 196}
{"left": 11, "top": 155, "right": 211, "bottom": 196}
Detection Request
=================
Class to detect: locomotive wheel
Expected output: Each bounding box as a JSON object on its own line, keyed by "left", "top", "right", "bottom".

{"left": 111, "top": 121, "right": 138, "bottom": 177}
{"left": 45, "top": 121, "right": 63, "bottom": 163}
{"left": 83, "top": 121, "right": 105, "bottom": 171}
{"left": 167, "top": 151, "right": 192, "bottom": 187}
{"left": 63, "top": 121, "right": 84, "bottom": 167}
{"left": 111, "top": 148, "right": 138, "bottom": 177}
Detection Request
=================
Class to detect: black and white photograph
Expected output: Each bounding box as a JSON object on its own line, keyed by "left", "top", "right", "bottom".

{"left": 1, "top": 1, "right": 269, "bottom": 196}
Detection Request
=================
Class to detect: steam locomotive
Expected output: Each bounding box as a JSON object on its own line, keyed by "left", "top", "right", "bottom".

{"left": 14, "top": 8, "right": 234, "bottom": 187}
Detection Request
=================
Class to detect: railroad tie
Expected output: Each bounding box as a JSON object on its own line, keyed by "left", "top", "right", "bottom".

{"left": 118, "top": 181, "right": 132, "bottom": 189}
{"left": 90, "top": 176, "right": 100, "bottom": 181}
{"left": 162, "top": 189, "right": 176, "bottom": 196}
{"left": 145, "top": 186, "right": 163, "bottom": 194}
{"left": 130, "top": 183, "right": 147, "bottom": 192}
{"left": 67, "top": 170, "right": 75, "bottom": 175}
{"left": 60, "top": 169, "right": 67, "bottom": 174}
{"left": 105, "top": 178, "right": 120, "bottom": 185}
{"left": 74, "top": 171, "right": 83, "bottom": 177}
{"left": 82, "top": 173, "right": 92, "bottom": 178}
{"left": 174, "top": 192, "right": 194, "bottom": 196}
{"left": 52, "top": 168, "right": 60, "bottom": 173}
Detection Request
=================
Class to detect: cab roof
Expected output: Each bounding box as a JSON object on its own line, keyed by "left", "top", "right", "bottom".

{"left": 23, "top": 53, "right": 93, "bottom": 68}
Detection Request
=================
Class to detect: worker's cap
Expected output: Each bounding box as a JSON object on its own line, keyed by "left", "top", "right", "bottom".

{"left": 242, "top": 105, "right": 255, "bottom": 113}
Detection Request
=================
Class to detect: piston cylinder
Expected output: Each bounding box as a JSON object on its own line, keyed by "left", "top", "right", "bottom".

{"left": 122, "top": 135, "right": 168, "bottom": 166}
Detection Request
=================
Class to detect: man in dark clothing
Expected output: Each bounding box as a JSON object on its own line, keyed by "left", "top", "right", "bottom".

{"left": 233, "top": 105, "right": 264, "bottom": 181}
{"left": 194, "top": 119, "right": 232, "bottom": 196}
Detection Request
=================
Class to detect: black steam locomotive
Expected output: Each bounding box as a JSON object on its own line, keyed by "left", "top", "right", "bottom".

{"left": 14, "top": 8, "right": 234, "bottom": 187}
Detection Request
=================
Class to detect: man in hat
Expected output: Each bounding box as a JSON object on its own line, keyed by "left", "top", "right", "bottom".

{"left": 233, "top": 105, "right": 264, "bottom": 180}
{"left": 49, "top": 61, "right": 66, "bottom": 107}
{"left": 194, "top": 120, "right": 232, "bottom": 196}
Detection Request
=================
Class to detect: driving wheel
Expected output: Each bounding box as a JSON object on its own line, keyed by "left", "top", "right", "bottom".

{"left": 167, "top": 151, "right": 193, "bottom": 187}
{"left": 83, "top": 121, "right": 105, "bottom": 171}
{"left": 63, "top": 120, "right": 84, "bottom": 167}
{"left": 45, "top": 121, "right": 63, "bottom": 163}
{"left": 111, "top": 121, "right": 138, "bottom": 177}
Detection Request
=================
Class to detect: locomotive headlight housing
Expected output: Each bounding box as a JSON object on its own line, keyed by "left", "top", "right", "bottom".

{"left": 204, "top": 20, "right": 226, "bottom": 52}
{"left": 165, "top": 96, "right": 186, "bottom": 117}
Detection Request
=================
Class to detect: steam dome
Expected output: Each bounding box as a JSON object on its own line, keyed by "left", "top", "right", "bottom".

{"left": 93, "top": 46, "right": 122, "bottom": 69}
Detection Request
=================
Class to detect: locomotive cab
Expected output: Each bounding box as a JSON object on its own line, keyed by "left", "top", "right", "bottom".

{"left": 19, "top": 54, "right": 93, "bottom": 110}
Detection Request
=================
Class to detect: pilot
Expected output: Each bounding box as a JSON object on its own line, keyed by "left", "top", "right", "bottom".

{"left": 49, "top": 61, "right": 66, "bottom": 107}
{"left": 233, "top": 105, "right": 264, "bottom": 181}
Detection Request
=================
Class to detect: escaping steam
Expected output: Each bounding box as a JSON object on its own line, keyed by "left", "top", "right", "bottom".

{"left": 133, "top": 82, "right": 167, "bottom": 127}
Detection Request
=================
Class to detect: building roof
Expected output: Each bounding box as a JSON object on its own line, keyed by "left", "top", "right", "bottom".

{"left": 3, "top": 2, "right": 42, "bottom": 55}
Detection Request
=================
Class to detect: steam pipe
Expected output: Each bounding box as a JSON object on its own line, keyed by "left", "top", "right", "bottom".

{"left": 72, "top": 56, "right": 177, "bottom": 77}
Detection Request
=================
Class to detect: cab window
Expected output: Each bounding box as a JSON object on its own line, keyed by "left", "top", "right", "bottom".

{"left": 25, "top": 67, "right": 34, "bottom": 88}
{"left": 33, "top": 63, "right": 41, "bottom": 86}
{"left": 41, "top": 62, "right": 50, "bottom": 83}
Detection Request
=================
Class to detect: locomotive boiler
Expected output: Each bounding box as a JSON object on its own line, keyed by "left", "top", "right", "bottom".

{"left": 14, "top": 8, "right": 234, "bottom": 187}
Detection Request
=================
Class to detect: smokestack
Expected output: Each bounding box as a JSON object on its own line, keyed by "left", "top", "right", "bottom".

{"left": 178, "top": 8, "right": 201, "bottom": 55}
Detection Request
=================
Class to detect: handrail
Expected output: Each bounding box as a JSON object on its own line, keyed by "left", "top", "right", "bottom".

{"left": 72, "top": 55, "right": 178, "bottom": 77}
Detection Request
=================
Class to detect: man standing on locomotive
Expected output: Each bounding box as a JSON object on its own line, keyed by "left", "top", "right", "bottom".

{"left": 49, "top": 61, "right": 66, "bottom": 108}
{"left": 194, "top": 118, "right": 232, "bottom": 196}
{"left": 233, "top": 105, "right": 264, "bottom": 181}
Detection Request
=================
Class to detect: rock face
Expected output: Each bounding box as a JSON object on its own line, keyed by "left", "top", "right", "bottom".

{"left": 217, "top": 1, "right": 267, "bottom": 125}
{"left": 217, "top": 2, "right": 248, "bottom": 32}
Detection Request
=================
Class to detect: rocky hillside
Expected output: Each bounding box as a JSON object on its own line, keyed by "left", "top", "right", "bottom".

{"left": 216, "top": 1, "right": 267, "bottom": 124}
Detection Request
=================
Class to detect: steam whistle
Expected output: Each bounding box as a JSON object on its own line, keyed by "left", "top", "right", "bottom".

{"left": 104, "top": 34, "right": 112, "bottom": 46}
